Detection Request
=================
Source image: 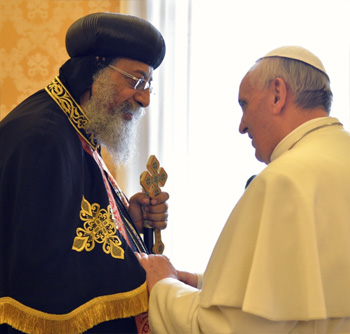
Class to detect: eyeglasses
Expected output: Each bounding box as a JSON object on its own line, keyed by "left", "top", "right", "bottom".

{"left": 109, "top": 65, "right": 153, "bottom": 93}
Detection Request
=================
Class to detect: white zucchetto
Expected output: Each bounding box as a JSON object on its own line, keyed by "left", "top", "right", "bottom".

{"left": 261, "top": 46, "right": 327, "bottom": 75}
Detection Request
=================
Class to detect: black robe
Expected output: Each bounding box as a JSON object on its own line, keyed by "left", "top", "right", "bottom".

{"left": 0, "top": 77, "right": 148, "bottom": 334}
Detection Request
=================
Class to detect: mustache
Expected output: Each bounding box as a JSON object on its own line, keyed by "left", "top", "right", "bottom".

{"left": 116, "top": 102, "right": 143, "bottom": 117}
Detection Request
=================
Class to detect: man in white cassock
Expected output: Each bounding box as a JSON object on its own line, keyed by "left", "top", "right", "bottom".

{"left": 136, "top": 46, "right": 350, "bottom": 334}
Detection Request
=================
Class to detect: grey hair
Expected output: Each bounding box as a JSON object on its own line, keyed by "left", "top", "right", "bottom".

{"left": 247, "top": 57, "right": 333, "bottom": 113}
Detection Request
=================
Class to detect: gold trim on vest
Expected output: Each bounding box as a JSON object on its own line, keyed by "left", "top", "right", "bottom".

{"left": 45, "top": 76, "right": 98, "bottom": 150}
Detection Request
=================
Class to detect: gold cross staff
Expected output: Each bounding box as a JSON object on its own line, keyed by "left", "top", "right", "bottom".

{"left": 140, "top": 155, "right": 167, "bottom": 254}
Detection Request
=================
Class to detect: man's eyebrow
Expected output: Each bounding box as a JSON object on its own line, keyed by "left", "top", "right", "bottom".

{"left": 134, "top": 70, "right": 152, "bottom": 80}
{"left": 238, "top": 99, "right": 246, "bottom": 107}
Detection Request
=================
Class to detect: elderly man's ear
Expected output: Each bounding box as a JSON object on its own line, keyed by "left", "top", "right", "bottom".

{"left": 270, "top": 77, "right": 287, "bottom": 115}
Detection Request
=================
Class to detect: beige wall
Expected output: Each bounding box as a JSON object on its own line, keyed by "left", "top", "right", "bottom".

{"left": 0, "top": 0, "right": 127, "bottom": 118}
{"left": 0, "top": 0, "right": 127, "bottom": 175}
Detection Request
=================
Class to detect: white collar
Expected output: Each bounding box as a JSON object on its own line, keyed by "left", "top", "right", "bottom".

{"left": 270, "top": 117, "right": 342, "bottom": 162}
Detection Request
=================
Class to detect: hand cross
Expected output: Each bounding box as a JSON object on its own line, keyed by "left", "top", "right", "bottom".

{"left": 140, "top": 155, "right": 167, "bottom": 254}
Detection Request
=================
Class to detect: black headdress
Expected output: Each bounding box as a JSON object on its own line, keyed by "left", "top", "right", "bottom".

{"left": 59, "top": 12, "right": 166, "bottom": 101}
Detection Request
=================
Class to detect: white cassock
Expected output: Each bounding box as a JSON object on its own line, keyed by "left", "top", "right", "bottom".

{"left": 149, "top": 117, "right": 350, "bottom": 334}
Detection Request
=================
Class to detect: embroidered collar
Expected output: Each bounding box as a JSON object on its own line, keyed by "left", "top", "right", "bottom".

{"left": 45, "top": 76, "right": 99, "bottom": 150}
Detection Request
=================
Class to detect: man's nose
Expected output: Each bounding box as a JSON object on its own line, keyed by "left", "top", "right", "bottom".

{"left": 239, "top": 118, "right": 248, "bottom": 134}
{"left": 134, "top": 89, "right": 150, "bottom": 108}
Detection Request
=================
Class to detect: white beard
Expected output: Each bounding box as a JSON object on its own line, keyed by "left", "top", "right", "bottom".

{"left": 83, "top": 69, "right": 144, "bottom": 166}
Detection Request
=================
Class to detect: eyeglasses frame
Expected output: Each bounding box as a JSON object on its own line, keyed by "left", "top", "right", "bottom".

{"left": 108, "top": 64, "right": 152, "bottom": 93}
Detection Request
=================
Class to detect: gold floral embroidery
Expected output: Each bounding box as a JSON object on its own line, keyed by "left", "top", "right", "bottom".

{"left": 72, "top": 196, "right": 124, "bottom": 259}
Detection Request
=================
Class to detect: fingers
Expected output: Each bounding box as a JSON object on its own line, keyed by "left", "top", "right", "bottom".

{"left": 134, "top": 252, "right": 148, "bottom": 271}
{"left": 128, "top": 192, "right": 169, "bottom": 231}
{"left": 134, "top": 253, "right": 174, "bottom": 271}
{"left": 150, "top": 192, "right": 170, "bottom": 205}
{"left": 131, "top": 191, "right": 169, "bottom": 206}
{"left": 134, "top": 252, "right": 177, "bottom": 292}
{"left": 143, "top": 202, "right": 168, "bottom": 215}
{"left": 129, "top": 192, "right": 150, "bottom": 206}
{"left": 143, "top": 204, "right": 168, "bottom": 229}
{"left": 136, "top": 252, "right": 148, "bottom": 258}
{"left": 143, "top": 192, "right": 169, "bottom": 230}
{"left": 134, "top": 252, "right": 147, "bottom": 261}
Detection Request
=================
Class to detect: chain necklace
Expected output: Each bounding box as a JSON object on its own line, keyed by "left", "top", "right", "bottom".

{"left": 288, "top": 121, "right": 343, "bottom": 150}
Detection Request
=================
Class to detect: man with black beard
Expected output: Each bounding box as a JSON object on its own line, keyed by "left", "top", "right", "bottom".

{"left": 0, "top": 13, "right": 168, "bottom": 334}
